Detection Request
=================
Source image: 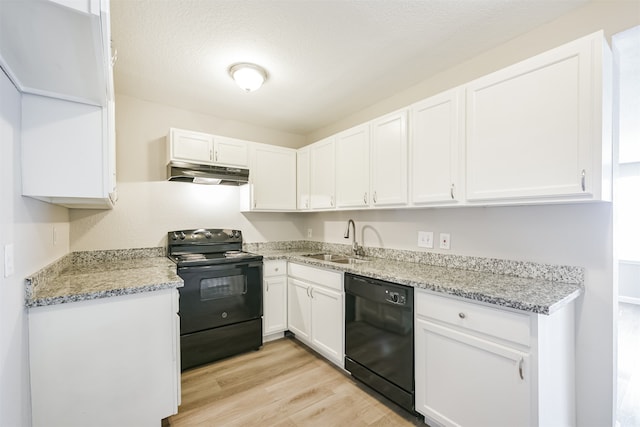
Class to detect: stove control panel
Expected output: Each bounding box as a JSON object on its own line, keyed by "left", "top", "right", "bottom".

{"left": 168, "top": 229, "right": 243, "bottom": 244}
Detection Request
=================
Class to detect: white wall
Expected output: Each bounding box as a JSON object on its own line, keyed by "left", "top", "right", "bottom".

{"left": 69, "top": 95, "right": 306, "bottom": 251}
{"left": 0, "top": 70, "right": 70, "bottom": 426}
{"left": 306, "top": 0, "right": 640, "bottom": 144}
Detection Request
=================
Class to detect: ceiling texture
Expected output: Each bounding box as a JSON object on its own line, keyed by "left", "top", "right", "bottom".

{"left": 111, "top": 0, "right": 590, "bottom": 136}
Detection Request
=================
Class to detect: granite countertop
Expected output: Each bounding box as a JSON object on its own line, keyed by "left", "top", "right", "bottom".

{"left": 26, "top": 248, "right": 183, "bottom": 308}
{"left": 254, "top": 248, "right": 582, "bottom": 315}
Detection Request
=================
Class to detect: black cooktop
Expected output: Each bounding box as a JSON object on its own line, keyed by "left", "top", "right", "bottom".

{"left": 167, "top": 228, "right": 262, "bottom": 267}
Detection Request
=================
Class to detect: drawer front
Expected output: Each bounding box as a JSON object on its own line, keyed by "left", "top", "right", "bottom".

{"left": 287, "top": 263, "right": 342, "bottom": 291}
{"left": 416, "top": 290, "right": 530, "bottom": 346}
{"left": 264, "top": 260, "right": 287, "bottom": 277}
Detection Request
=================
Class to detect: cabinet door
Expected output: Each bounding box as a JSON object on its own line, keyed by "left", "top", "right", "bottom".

{"left": 465, "top": 33, "right": 607, "bottom": 202}
{"left": 310, "top": 137, "right": 336, "bottom": 209}
{"left": 213, "top": 136, "right": 249, "bottom": 167}
{"left": 287, "top": 278, "right": 311, "bottom": 342}
{"left": 310, "top": 285, "right": 343, "bottom": 366}
{"left": 251, "top": 144, "right": 296, "bottom": 210}
{"left": 264, "top": 276, "right": 288, "bottom": 335}
{"left": 297, "top": 148, "right": 310, "bottom": 210}
{"left": 29, "top": 290, "right": 179, "bottom": 426}
{"left": 169, "top": 128, "right": 213, "bottom": 164}
{"left": 22, "top": 94, "right": 112, "bottom": 207}
{"left": 415, "top": 318, "right": 530, "bottom": 427}
{"left": 371, "top": 110, "right": 408, "bottom": 206}
{"left": 411, "top": 89, "right": 462, "bottom": 205}
{"left": 335, "top": 124, "right": 370, "bottom": 208}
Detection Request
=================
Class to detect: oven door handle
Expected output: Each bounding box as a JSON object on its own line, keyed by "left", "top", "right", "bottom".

{"left": 179, "top": 261, "right": 263, "bottom": 272}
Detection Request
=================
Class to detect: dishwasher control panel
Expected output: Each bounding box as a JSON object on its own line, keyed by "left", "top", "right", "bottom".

{"left": 385, "top": 289, "right": 407, "bottom": 305}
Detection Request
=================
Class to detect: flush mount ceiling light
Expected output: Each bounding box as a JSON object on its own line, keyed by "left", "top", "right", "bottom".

{"left": 228, "top": 63, "right": 267, "bottom": 92}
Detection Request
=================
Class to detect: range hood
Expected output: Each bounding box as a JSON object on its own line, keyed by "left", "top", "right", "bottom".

{"left": 167, "top": 162, "right": 249, "bottom": 185}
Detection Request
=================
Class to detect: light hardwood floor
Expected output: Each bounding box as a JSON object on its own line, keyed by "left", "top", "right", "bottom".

{"left": 166, "top": 338, "right": 424, "bottom": 427}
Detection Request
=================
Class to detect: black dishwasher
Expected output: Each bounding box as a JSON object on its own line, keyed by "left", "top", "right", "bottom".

{"left": 344, "top": 273, "right": 414, "bottom": 413}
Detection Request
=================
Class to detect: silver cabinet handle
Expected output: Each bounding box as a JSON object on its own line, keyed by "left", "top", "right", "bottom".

{"left": 581, "top": 169, "right": 586, "bottom": 192}
{"left": 266, "top": 282, "right": 269, "bottom": 292}
{"left": 214, "top": 150, "right": 219, "bottom": 162}
{"left": 330, "top": 196, "right": 334, "bottom": 207}
{"left": 364, "top": 192, "right": 368, "bottom": 204}
{"left": 274, "top": 267, "right": 279, "bottom": 273}
{"left": 518, "top": 357, "right": 524, "bottom": 380}
{"left": 373, "top": 191, "right": 377, "bottom": 203}
{"left": 306, "top": 287, "right": 310, "bottom": 298}
{"left": 450, "top": 183, "right": 455, "bottom": 200}
{"left": 310, "top": 287, "right": 314, "bottom": 298}
{"left": 209, "top": 149, "right": 214, "bottom": 161}
{"left": 458, "top": 312, "right": 466, "bottom": 319}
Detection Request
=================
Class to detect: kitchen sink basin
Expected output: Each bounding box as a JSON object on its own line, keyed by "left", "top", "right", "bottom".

{"left": 303, "top": 253, "right": 369, "bottom": 264}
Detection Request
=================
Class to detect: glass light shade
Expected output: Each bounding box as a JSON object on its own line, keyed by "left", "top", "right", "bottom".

{"left": 229, "top": 63, "right": 266, "bottom": 92}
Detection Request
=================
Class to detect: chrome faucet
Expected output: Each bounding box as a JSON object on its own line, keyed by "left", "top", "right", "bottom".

{"left": 344, "top": 219, "right": 364, "bottom": 257}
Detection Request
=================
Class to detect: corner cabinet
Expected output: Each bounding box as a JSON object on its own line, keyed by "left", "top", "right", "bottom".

{"left": 29, "top": 289, "right": 181, "bottom": 427}
{"left": 415, "top": 290, "right": 575, "bottom": 427}
{"left": 287, "top": 263, "right": 344, "bottom": 367}
{"left": 241, "top": 143, "right": 297, "bottom": 211}
{"left": 263, "top": 260, "right": 288, "bottom": 340}
{"left": 168, "top": 128, "right": 249, "bottom": 167}
{"left": 465, "top": 31, "right": 611, "bottom": 204}
{"left": 410, "top": 88, "right": 463, "bottom": 205}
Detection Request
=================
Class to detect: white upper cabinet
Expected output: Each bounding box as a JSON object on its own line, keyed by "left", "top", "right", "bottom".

{"left": 168, "top": 128, "right": 248, "bottom": 167}
{"left": 22, "top": 94, "right": 117, "bottom": 209}
{"left": 0, "top": 0, "right": 113, "bottom": 106}
{"left": 410, "top": 89, "right": 463, "bottom": 205}
{"left": 371, "top": 109, "right": 408, "bottom": 207}
{"left": 297, "top": 147, "right": 310, "bottom": 210}
{"left": 335, "top": 124, "right": 370, "bottom": 208}
{"left": 245, "top": 143, "right": 296, "bottom": 211}
{"left": 465, "top": 31, "right": 611, "bottom": 203}
{"left": 309, "top": 137, "right": 336, "bottom": 209}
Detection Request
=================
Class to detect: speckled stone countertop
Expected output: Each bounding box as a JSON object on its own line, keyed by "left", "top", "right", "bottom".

{"left": 246, "top": 241, "right": 583, "bottom": 315}
{"left": 25, "top": 248, "right": 183, "bottom": 308}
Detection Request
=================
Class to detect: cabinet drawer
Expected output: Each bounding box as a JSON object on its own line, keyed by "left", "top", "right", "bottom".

{"left": 416, "top": 291, "right": 530, "bottom": 346}
{"left": 287, "top": 263, "right": 342, "bottom": 291}
{"left": 264, "top": 260, "right": 287, "bottom": 277}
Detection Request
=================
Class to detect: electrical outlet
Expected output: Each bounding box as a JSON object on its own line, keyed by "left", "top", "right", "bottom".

{"left": 417, "top": 231, "right": 433, "bottom": 248}
{"left": 307, "top": 228, "right": 313, "bottom": 238}
{"left": 439, "top": 233, "right": 451, "bottom": 250}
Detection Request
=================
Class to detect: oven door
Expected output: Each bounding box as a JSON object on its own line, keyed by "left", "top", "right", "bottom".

{"left": 177, "top": 261, "right": 263, "bottom": 335}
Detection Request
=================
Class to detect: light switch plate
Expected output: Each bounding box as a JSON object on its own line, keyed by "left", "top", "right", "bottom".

{"left": 4, "top": 243, "right": 15, "bottom": 278}
{"left": 418, "top": 231, "right": 434, "bottom": 248}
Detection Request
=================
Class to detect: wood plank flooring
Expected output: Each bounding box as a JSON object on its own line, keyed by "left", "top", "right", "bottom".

{"left": 166, "top": 338, "right": 424, "bottom": 427}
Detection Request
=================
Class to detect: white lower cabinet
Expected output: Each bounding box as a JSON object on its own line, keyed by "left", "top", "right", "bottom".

{"left": 287, "top": 263, "right": 344, "bottom": 367}
{"left": 415, "top": 290, "right": 575, "bottom": 427}
{"left": 29, "top": 289, "right": 180, "bottom": 427}
{"left": 263, "top": 260, "right": 288, "bottom": 339}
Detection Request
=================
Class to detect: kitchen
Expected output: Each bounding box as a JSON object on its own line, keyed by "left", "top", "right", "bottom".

{"left": 1, "top": 0, "right": 639, "bottom": 426}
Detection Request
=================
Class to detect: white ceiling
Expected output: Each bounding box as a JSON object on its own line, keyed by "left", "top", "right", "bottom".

{"left": 111, "top": 0, "right": 590, "bottom": 136}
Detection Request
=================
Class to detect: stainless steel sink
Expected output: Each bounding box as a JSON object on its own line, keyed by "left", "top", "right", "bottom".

{"left": 303, "top": 253, "right": 369, "bottom": 264}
